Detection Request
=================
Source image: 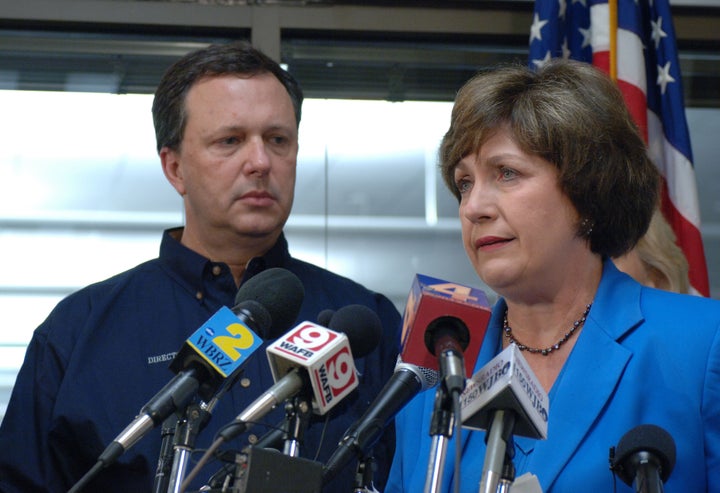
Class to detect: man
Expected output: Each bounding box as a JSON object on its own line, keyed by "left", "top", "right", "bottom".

{"left": 0, "top": 41, "right": 401, "bottom": 493}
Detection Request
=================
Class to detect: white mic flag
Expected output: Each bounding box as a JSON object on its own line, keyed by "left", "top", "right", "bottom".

{"left": 460, "top": 344, "right": 549, "bottom": 440}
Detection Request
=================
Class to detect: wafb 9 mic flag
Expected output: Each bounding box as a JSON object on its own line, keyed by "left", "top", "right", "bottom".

{"left": 528, "top": 0, "right": 709, "bottom": 296}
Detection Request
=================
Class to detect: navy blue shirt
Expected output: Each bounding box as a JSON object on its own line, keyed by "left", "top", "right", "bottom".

{"left": 0, "top": 228, "right": 401, "bottom": 493}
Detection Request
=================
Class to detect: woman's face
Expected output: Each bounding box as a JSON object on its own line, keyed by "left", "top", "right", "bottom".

{"left": 454, "top": 128, "right": 587, "bottom": 296}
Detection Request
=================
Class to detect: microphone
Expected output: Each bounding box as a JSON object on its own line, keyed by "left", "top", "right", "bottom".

{"left": 460, "top": 344, "right": 549, "bottom": 493}
{"left": 425, "top": 315, "right": 470, "bottom": 394}
{"left": 317, "top": 308, "right": 335, "bottom": 326}
{"left": 322, "top": 356, "right": 438, "bottom": 484}
{"left": 610, "top": 424, "right": 676, "bottom": 493}
{"left": 69, "top": 268, "right": 304, "bottom": 493}
{"left": 249, "top": 306, "right": 347, "bottom": 453}
{"left": 322, "top": 274, "right": 491, "bottom": 485}
{"left": 217, "top": 304, "right": 381, "bottom": 442}
{"left": 400, "top": 273, "right": 491, "bottom": 377}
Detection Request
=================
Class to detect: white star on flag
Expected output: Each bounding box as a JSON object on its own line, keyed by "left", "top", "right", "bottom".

{"left": 651, "top": 17, "right": 668, "bottom": 49}
{"left": 530, "top": 13, "right": 548, "bottom": 43}
{"left": 657, "top": 61, "right": 676, "bottom": 94}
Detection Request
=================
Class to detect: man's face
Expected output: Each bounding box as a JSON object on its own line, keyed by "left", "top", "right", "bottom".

{"left": 161, "top": 73, "right": 298, "bottom": 247}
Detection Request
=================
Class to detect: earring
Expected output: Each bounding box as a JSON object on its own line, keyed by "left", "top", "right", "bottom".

{"left": 580, "top": 218, "right": 594, "bottom": 236}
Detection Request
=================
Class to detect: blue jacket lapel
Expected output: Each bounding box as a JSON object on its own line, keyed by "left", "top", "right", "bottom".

{"left": 529, "top": 262, "right": 644, "bottom": 491}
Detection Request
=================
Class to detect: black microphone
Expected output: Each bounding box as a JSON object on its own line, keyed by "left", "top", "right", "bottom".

{"left": 317, "top": 308, "right": 335, "bottom": 327}
{"left": 610, "top": 424, "right": 676, "bottom": 493}
{"left": 326, "top": 304, "right": 382, "bottom": 359}
{"left": 68, "top": 268, "right": 304, "bottom": 493}
{"left": 425, "top": 315, "right": 471, "bottom": 395}
{"left": 322, "top": 356, "right": 438, "bottom": 484}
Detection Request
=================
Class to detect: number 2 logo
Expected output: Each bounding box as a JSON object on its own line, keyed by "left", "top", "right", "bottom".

{"left": 213, "top": 323, "right": 256, "bottom": 361}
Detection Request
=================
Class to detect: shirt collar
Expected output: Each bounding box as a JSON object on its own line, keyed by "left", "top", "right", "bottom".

{"left": 158, "top": 227, "right": 293, "bottom": 293}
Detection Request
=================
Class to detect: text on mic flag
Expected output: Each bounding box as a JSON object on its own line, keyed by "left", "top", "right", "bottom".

{"left": 461, "top": 344, "right": 549, "bottom": 440}
{"left": 400, "top": 273, "right": 491, "bottom": 375}
{"left": 266, "top": 322, "right": 358, "bottom": 414}
{"left": 171, "top": 306, "right": 263, "bottom": 380}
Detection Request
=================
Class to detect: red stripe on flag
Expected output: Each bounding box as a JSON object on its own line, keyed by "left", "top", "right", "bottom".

{"left": 616, "top": 80, "right": 649, "bottom": 143}
{"left": 660, "top": 183, "right": 710, "bottom": 295}
{"left": 592, "top": 51, "right": 610, "bottom": 75}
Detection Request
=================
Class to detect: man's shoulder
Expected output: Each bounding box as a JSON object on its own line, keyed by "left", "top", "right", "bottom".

{"left": 44, "top": 258, "right": 166, "bottom": 325}
{"left": 66, "top": 258, "right": 164, "bottom": 300}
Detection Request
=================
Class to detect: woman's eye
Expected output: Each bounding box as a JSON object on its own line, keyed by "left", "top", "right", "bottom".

{"left": 456, "top": 178, "right": 471, "bottom": 193}
{"left": 500, "top": 167, "right": 517, "bottom": 180}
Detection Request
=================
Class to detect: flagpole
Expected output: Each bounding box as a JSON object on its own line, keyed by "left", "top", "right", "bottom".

{"left": 608, "top": 0, "right": 618, "bottom": 81}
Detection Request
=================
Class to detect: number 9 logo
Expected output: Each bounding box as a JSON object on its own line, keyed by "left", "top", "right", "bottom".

{"left": 327, "top": 349, "right": 355, "bottom": 390}
{"left": 291, "top": 325, "right": 332, "bottom": 350}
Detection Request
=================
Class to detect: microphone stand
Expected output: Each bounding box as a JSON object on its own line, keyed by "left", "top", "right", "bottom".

{"left": 496, "top": 448, "right": 516, "bottom": 493}
{"left": 353, "top": 454, "right": 376, "bottom": 493}
{"left": 424, "top": 344, "right": 466, "bottom": 493}
{"left": 479, "top": 409, "right": 516, "bottom": 493}
{"left": 423, "top": 384, "right": 457, "bottom": 493}
{"left": 152, "top": 414, "right": 179, "bottom": 493}
{"left": 281, "top": 394, "right": 311, "bottom": 457}
{"left": 166, "top": 402, "right": 211, "bottom": 493}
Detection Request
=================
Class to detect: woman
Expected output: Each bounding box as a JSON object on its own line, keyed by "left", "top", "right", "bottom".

{"left": 386, "top": 59, "right": 720, "bottom": 492}
{"left": 613, "top": 208, "right": 691, "bottom": 294}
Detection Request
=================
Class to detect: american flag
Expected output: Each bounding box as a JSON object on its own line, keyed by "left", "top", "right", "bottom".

{"left": 528, "top": 0, "right": 709, "bottom": 296}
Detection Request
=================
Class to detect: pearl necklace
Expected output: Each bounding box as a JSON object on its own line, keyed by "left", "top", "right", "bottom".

{"left": 503, "top": 303, "right": 593, "bottom": 356}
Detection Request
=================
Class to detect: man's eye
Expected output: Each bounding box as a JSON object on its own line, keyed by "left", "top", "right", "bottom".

{"left": 269, "top": 135, "right": 288, "bottom": 145}
{"left": 222, "top": 136, "right": 240, "bottom": 145}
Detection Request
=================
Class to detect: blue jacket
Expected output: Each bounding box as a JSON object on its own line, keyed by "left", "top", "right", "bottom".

{"left": 0, "top": 229, "right": 402, "bottom": 493}
{"left": 387, "top": 261, "right": 720, "bottom": 492}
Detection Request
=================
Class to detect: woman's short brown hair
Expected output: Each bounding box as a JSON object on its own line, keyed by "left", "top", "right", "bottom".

{"left": 440, "top": 59, "right": 659, "bottom": 258}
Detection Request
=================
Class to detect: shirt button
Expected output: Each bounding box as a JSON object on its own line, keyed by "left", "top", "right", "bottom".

{"left": 248, "top": 434, "right": 258, "bottom": 444}
{"left": 195, "top": 291, "right": 203, "bottom": 300}
{"left": 212, "top": 265, "right": 222, "bottom": 276}
{"left": 240, "top": 377, "right": 251, "bottom": 388}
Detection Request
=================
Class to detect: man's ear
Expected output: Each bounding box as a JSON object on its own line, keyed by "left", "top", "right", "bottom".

{"left": 160, "top": 147, "right": 186, "bottom": 196}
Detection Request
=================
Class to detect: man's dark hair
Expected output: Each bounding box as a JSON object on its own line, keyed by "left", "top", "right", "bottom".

{"left": 151, "top": 40, "right": 303, "bottom": 153}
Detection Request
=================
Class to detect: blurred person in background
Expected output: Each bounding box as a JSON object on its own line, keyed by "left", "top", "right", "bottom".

{"left": 613, "top": 207, "right": 691, "bottom": 293}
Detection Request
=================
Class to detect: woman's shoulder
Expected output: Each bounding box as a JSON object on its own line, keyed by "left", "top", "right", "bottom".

{"left": 640, "top": 286, "right": 720, "bottom": 315}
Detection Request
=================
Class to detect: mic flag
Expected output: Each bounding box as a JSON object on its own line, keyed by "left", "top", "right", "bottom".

{"left": 169, "top": 305, "right": 264, "bottom": 402}
{"left": 214, "top": 305, "right": 379, "bottom": 444}
{"left": 460, "top": 344, "right": 549, "bottom": 440}
{"left": 266, "top": 322, "right": 358, "bottom": 415}
{"left": 400, "top": 273, "right": 491, "bottom": 376}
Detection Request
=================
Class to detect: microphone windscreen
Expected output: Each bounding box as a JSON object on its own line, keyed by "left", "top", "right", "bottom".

{"left": 232, "top": 300, "right": 272, "bottom": 338}
{"left": 317, "top": 309, "right": 335, "bottom": 327}
{"left": 328, "top": 304, "right": 382, "bottom": 358}
{"left": 614, "top": 424, "right": 676, "bottom": 483}
{"left": 236, "top": 268, "right": 305, "bottom": 337}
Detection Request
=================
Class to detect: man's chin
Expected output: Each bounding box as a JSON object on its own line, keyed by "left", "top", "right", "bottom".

{"left": 232, "top": 221, "right": 285, "bottom": 240}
